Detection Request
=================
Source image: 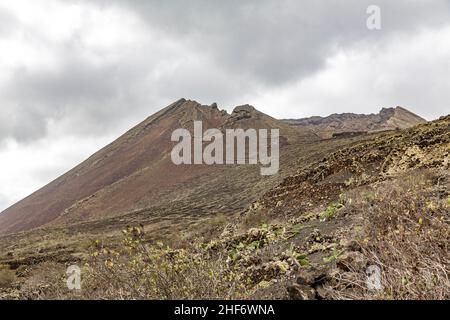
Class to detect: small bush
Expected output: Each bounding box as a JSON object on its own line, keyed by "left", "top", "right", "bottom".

{"left": 319, "top": 195, "right": 346, "bottom": 221}
{"left": 83, "top": 227, "right": 252, "bottom": 299}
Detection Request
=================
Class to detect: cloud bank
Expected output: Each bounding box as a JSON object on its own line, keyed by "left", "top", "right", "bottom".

{"left": 0, "top": 0, "right": 449, "bottom": 210}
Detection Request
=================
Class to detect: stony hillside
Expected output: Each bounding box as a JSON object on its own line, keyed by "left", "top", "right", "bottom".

{"left": 231, "top": 114, "right": 450, "bottom": 299}
{"left": 0, "top": 107, "right": 447, "bottom": 300}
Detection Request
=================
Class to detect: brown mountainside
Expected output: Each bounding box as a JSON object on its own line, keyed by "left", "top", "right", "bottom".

{"left": 0, "top": 99, "right": 315, "bottom": 235}
{"left": 0, "top": 103, "right": 446, "bottom": 300}
{"left": 0, "top": 101, "right": 427, "bottom": 236}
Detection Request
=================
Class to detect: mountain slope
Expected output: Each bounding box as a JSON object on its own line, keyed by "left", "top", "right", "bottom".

{"left": 0, "top": 104, "right": 446, "bottom": 300}
{"left": 1, "top": 112, "right": 445, "bottom": 300}
{"left": 0, "top": 99, "right": 316, "bottom": 235}
{"left": 0, "top": 102, "right": 428, "bottom": 236}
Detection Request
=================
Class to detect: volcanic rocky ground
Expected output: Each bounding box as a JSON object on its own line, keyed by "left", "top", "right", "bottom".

{"left": 0, "top": 100, "right": 447, "bottom": 300}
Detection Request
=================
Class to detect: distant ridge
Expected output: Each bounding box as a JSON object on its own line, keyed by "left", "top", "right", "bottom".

{"left": 283, "top": 106, "right": 426, "bottom": 139}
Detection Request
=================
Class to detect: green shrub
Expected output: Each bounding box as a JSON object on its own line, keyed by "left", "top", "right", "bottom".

{"left": 319, "top": 194, "right": 347, "bottom": 222}
{"left": 294, "top": 253, "right": 310, "bottom": 267}
{"left": 323, "top": 248, "right": 342, "bottom": 263}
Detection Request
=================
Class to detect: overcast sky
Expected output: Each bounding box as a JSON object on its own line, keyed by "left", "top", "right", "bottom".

{"left": 0, "top": 0, "right": 449, "bottom": 211}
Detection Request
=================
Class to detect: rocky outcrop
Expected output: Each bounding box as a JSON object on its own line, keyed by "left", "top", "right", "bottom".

{"left": 230, "top": 105, "right": 257, "bottom": 120}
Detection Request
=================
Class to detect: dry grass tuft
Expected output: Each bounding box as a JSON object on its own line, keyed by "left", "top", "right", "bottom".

{"left": 328, "top": 170, "right": 450, "bottom": 300}
{"left": 0, "top": 265, "right": 16, "bottom": 289}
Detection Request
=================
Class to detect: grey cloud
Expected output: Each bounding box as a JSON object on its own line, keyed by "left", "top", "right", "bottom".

{"left": 1, "top": 47, "right": 155, "bottom": 142}
{"left": 1, "top": 0, "right": 450, "bottom": 144}
{"left": 0, "top": 0, "right": 449, "bottom": 211}
{"left": 98, "top": 0, "right": 450, "bottom": 85}
{"left": 0, "top": 194, "right": 9, "bottom": 212}
{"left": 0, "top": 7, "right": 18, "bottom": 35}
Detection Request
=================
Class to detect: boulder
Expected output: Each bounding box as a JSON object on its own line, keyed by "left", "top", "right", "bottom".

{"left": 287, "top": 283, "right": 316, "bottom": 300}
{"left": 337, "top": 251, "right": 367, "bottom": 271}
